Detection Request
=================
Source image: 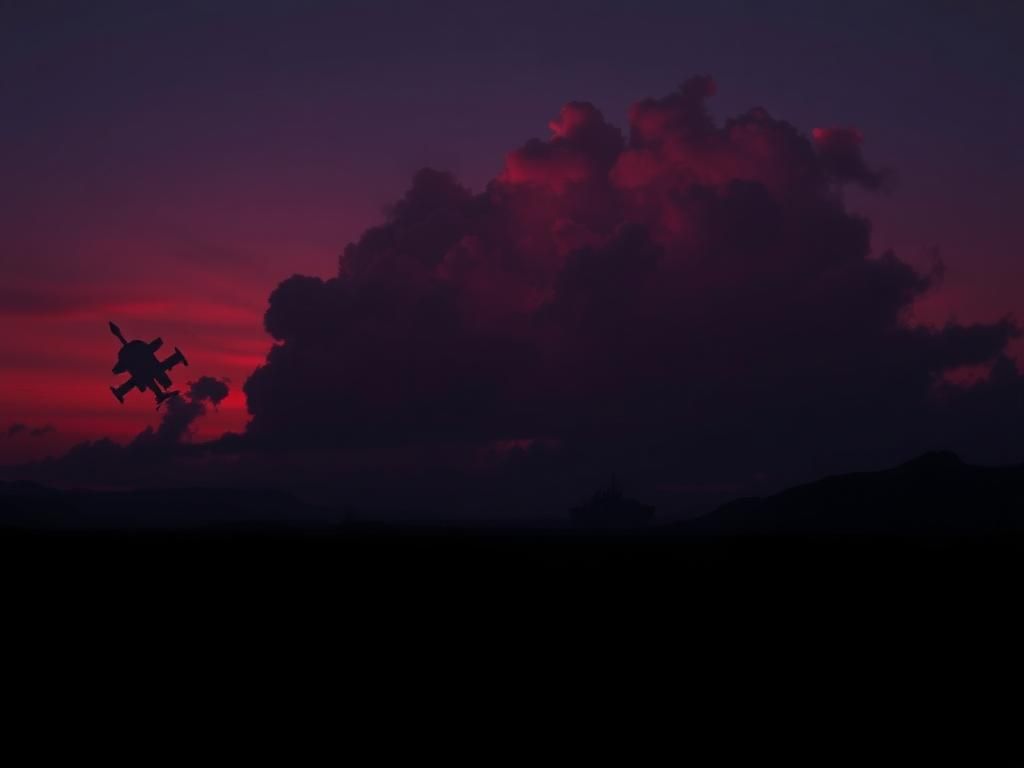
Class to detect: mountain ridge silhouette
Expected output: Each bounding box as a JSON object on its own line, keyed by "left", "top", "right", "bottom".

{"left": 2, "top": 449, "right": 1022, "bottom": 535}
{"left": 681, "top": 449, "right": 1024, "bottom": 536}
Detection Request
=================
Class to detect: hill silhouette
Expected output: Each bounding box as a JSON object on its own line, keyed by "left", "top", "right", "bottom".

{"left": 0, "top": 481, "right": 345, "bottom": 532}
{"left": 2, "top": 450, "right": 1023, "bottom": 536}
{"left": 570, "top": 481, "right": 655, "bottom": 529}
{"left": 3, "top": 451, "right": 1023, "bottom": 628}
{"left": 684, "top": 450, "right": 1024, "bottom": 536}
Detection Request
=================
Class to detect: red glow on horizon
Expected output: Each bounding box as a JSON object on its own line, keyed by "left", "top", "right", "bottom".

{"left": 0, "top": 248, "right": 270, "bottom": 462}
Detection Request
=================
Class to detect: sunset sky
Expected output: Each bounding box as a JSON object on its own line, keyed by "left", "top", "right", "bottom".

{"left": 3, "top": 1, "right": 1023, "bottom": 515}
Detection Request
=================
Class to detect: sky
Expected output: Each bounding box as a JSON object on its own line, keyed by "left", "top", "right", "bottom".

{"left": 2, "top": 1, "right": 1023, "bottom": 516}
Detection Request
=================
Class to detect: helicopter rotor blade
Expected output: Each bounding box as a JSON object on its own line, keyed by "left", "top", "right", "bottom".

{"left": 108, "top": 321, "right": 127, "bottom": 346}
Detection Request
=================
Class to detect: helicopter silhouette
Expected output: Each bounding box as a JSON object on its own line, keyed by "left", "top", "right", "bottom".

{"left": 108, "top": 321, "right": 188, "bottom": 406}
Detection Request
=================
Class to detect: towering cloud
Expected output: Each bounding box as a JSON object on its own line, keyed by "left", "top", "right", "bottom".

{"left": 240, "top": 77, "right": 1021, "bottom": 509}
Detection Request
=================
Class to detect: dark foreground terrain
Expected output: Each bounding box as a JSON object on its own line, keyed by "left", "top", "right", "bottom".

{"left": 3, "top": 451, "right": 1021, "bottom": 745}
{"left": 2, "top": 450, "right": 1022, "bottom": 606}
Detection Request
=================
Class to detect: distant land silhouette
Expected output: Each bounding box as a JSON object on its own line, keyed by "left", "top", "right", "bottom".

{"left": 4, "top": 450, "right": 1022, "bottom": 641}
{"left": 571, "top": 481, "right": 656, "bottom": 529}
{"left": 2, "top": 449, "right": 1022, "bottom": 536}
{"left": 680, "top": 450, "right": 1024, "bottom": 536}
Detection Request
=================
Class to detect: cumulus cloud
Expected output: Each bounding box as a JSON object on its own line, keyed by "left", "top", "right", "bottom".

{"left": 812, "top": 127, "right": 890, "bottom": 190}
{"left": 132, "top": 376, "right": 230, "bottom": 449}
{"left": 10, "top": 378, "right": 231, "bottom": 488}
{"left": 236, "top": 76, "right": 1024, "bottom": 512}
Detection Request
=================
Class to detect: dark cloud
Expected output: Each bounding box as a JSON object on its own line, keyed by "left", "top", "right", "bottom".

{"left": 6, "top": 423, "right": 54, "bottom": 438}
{"left": 502, "top": 101, "right": 625, "bottom": 192}
{"left": 9, "top": 378, "right": 231, "bottom": 489}
{"left": 132, "top": 376, "right": 230, "bottom": 449}
{"left": 811, "top": 127, "right": 891, "bottom": 190}
{"left": 239, "top": 77, "right": 1024, "bottom": 513}
{"left": 9, "top": 78, "right": 1024, "bottom": 517}
{"left": 186, "top": 376, "right": 230, "bottom": 406}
